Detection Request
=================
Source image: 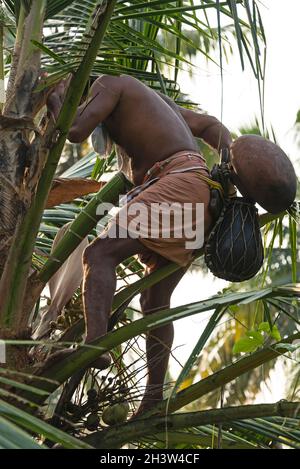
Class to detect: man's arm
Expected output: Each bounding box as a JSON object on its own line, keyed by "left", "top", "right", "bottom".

{"left": 47, "top": 75, "right": 121, "bottom": 143}
{"left": 156, "top": 91, "right": 232, "bottom": 152}
{"left": 179, "top": 107, "right": 232, "bottom": 152}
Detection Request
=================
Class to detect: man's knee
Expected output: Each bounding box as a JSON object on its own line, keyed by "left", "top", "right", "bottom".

{"left": 139, "top": 290, "right": 149, "bottom": 312}
{"left": 83, "top": 237, "right": 115, "bottom": 266}
{"left": 140, "top": 289, "right": 171, "bottom": 315}
{"left": 140, "top": 267, "right": 185, "bottom": 314}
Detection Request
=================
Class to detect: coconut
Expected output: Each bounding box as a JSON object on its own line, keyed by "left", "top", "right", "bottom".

{"left": 230, "top": 135, "right": 297, "bottom": 213}
{"left": 86, "top": 413, "right": 100, "bottom": 431}
{"left": 102, "top": 402, "right": 129, "bottom": 425}
{"left": 87, "top": 388, "right": 98, "bottom": 401}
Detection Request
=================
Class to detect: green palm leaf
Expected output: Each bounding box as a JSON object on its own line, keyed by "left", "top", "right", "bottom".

{"left": 0, "top": 398, "right": 92, "bottom": 448}
{"left": 0, "top": 416, "right": 45, "bottom": 449}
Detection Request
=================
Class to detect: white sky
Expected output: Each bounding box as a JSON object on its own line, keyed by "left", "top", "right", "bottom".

{"left": 169, "top": 0, "right": 300, "bottom": 402}
{"left": 179, "top": 0, "right": 300, "bottom": 163}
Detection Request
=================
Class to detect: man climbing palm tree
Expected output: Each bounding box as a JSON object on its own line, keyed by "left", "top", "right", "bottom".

{"left": 47, "top": 73, "right": 232, "bottom": 414}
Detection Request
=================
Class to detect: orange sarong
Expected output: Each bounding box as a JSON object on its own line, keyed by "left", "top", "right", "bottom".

{"left": 114, "top": 150, "right": 213, "bottom": 269}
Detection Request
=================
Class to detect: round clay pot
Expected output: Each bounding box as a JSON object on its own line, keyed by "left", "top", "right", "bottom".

{"left": 230, "top": 135, "right": 297, "bottom": 213}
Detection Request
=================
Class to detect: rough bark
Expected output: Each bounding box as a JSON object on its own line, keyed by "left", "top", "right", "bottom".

{"left": 0, "top": 0, "right": 47, "bottom": 280}
{"left": 0, "top": 0, "right": 117, "bottom": 334}
{"left": 0, "top": 117, "right": 46, "bottom": 276}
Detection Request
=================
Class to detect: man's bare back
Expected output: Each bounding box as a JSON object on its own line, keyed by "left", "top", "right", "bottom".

{"left": 102, "top": 76, "right": 199, "bottom": 184}
{"left": 48, "top": 74, "right": 231, "bottom": 185}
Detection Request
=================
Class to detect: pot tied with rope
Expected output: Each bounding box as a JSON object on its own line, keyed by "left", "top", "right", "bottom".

{"left": 204, "top": 134, "right": 297, "bottom": 282}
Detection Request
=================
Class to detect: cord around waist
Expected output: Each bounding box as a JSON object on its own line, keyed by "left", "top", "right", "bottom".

{"left": 143, "top": 151, "right": 208, "bottom": 183}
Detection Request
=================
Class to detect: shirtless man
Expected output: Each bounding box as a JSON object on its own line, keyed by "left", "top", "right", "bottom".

{"left": 47, "top": 74, "right": 232, "bottom": 414}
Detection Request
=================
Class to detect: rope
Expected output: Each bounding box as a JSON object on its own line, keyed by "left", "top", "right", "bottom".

{"left": 196, "top": 172, "right": 225, "bottom": 195}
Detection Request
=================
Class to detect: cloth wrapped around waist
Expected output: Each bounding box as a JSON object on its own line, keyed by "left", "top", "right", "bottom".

{"left": 113, "top": 150, "right": 217, "bottom": 269}
{"left": 121, "top": 150, "right": 223, "bottom": 205}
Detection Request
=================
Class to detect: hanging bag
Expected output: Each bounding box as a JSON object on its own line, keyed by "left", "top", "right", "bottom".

{"left": 204, "top": 148, "right": 264, "bottom": 282}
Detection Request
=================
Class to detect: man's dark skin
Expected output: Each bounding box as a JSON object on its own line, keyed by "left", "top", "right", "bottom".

{"left": 48, "top": 74, "right": 232, "bottom": 415}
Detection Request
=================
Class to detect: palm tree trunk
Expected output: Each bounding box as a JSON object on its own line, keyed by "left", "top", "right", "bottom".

{"left": 0, "top": 1, "right": 118, "bottom": 341}
{"left": 0, "top": 2, "right": 118, "bottom": 375}
{"left": 0, "top": 1, "right": 47, "bottom": 277}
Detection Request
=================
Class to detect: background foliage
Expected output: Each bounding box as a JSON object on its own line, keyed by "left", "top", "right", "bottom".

{"left": 0, "top": 0, "right": 298, "bottom": 449}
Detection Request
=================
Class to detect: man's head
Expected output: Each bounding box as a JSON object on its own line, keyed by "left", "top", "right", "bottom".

{"left": 229, "top": 135, "right": 297, "bottom": 213}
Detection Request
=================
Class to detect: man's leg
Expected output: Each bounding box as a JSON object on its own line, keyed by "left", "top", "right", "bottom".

{"left": 137, "top": 258, "right": 185, "bottom": 415}
{"left": 82, "top": 228, "right": 150, "bottom": 368}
